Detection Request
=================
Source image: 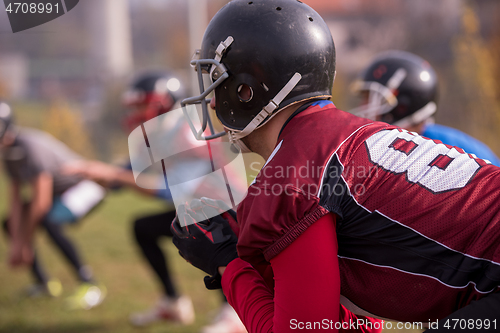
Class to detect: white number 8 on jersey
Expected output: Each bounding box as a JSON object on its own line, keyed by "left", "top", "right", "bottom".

{"left": 366, "top": 129, "right": 490, "bottom": 193}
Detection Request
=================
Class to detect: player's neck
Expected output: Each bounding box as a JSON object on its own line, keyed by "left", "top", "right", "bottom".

{"left": 246, "top": 103, "right": 306, "bottom": 160}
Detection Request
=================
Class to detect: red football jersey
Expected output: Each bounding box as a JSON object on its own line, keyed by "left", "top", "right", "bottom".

{"left": 237, "top": 100, "right": 500, "bottom": 322}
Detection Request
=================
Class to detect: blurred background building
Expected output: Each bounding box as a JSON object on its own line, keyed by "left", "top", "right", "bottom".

{"left": 0, "top": 0, "right": 499, "bottom": 158}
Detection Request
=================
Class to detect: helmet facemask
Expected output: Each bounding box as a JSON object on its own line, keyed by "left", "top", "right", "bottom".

{"left": 350, "top": 68, "right": 407, "bottom": 121}
{"left": 181, "top": 37, "right": 234, "bottom": 142}
{"left": 351, "top": 50, "right": 438, "bottom": 128}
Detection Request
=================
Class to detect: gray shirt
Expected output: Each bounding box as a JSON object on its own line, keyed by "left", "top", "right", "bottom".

{"left": 2, "top": 128, "right": 82, "bottom": 195}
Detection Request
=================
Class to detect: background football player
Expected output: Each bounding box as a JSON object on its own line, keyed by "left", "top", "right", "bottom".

{"left": 0, "top": 101, "right": 106, "bottom": 309}
{"left": 65, "top": 72, "right": 247, "bottom": 333}
{"left": 350, "top": 50, "right": 500, "bottom": 166}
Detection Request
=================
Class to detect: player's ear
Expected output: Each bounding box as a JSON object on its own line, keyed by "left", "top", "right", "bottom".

{"left": 237, "top": 84, "right": 253, "bottom": 102}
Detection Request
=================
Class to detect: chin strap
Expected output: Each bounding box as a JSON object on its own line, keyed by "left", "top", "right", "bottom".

{"left": 232, "top": 138, "right": 252, "bottom": 154}
{"left": 227, "top": 73, "right": 302, "bottom": 149}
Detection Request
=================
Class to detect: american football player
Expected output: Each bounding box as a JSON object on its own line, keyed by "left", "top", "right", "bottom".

{"left": 172, "top": 1, "right": 500, "bottom": 332}
{"left": 351, "top": 50, "right": 500, "bottom": 166}
{"left": 0, "top": 101, "right": 106, "bottom": 308}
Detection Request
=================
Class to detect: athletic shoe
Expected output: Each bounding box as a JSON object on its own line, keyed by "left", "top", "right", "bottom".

{"left": 26, "top": 278, "right": 63, "bottom": 298}
{"left": 201, "top": 303, "right": 247, "bottom": 333}
{"left": 66, "top": 283, "right": 106, "bottom": 310}
{"left": 130, "top": 295, "right": 195, "bottom": 326}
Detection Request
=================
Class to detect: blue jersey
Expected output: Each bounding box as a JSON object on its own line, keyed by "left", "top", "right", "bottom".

{"left": 422, "top": 123, "right": 500, "bottom": 167}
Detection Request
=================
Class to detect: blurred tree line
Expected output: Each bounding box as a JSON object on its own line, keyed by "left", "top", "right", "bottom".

{"left": 329, "top": 0, "right": 500, "bottom": 156}
{"left": 452, "top": 1, "right": 500, "bottom": 154}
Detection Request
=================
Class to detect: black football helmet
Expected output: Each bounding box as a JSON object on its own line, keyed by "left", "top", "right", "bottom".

{"left": 122, "top": 72, "right": 184, "bottom": 131}
{"left": 181, "top": 0, "right": 336, "bottom": 151}
{"left": 351, "top": 50, "right": 438, "bottom": 128}
{"left": 0, "top": 101, "right": 13, "bottom": 140}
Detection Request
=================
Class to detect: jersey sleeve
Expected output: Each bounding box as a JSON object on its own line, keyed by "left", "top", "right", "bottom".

{"left": 222, "top": 214, "right": 383, "bottom": 333}
{"left": 237, "top": 183, "right": 329, "bottom": 267}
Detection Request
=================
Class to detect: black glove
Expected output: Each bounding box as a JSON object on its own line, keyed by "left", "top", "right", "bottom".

{"left": 171, "top": 198, "right": 239, "bottom": 289}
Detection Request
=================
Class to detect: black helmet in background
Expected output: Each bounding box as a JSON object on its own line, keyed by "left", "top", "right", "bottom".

{"left": 351, "top": 50, "right": 438, "bottom": 128}
{"left": 0, "top": 101, "right": 13, "bottom": 140}
{"left": 122, "top": 72, "right": 184, "bottom": 132}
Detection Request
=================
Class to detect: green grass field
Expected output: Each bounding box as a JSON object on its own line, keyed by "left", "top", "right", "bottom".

{"left": 0, "top": 180, "right": 423, "bottom": 333}
{"left": 0, "top": 188, "right": 223, "bottom": 333}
